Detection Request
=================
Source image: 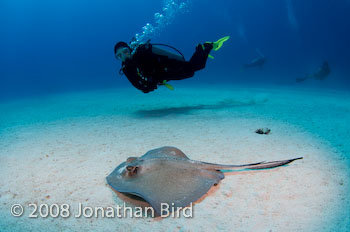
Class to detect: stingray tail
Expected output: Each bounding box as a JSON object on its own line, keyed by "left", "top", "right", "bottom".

{"left": 241, "top": 157, "right": 303, "bottom": 170}
{"left": 202, "top": 157, "right": 303, "bottom": 170}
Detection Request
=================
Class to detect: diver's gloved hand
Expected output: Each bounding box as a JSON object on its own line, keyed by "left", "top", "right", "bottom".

{"left": 140, "top": 78, "right": 158, "bottom": 93}
{"left": 142, "top": 85, "right": 157, "bottom": 93}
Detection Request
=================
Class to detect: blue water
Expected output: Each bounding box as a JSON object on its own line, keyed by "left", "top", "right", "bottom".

{"left": 1, "top": 2, "right": 350, "bottom": 230}
{"left": 1, "top": 0, "right": 349, "bottom": 101}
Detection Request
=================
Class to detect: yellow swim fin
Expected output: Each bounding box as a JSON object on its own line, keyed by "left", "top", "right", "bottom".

{"left": 161, "top": 80, "right": 174, "bottom": 90}
{"left": 210, "top": 36, "right": 230, "bottom": 51}
{"left": 204, "top": 36, "right": 230, "bottom": 59}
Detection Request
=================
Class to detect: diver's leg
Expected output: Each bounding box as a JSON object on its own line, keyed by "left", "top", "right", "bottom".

{"left": 162, "top": 59, "right": 195, "bottom": 81}
{"left": 157, "top": 43, "right": 213, "bottom": 82}
{"left": 189, "top": 43, "right": 213, "bottom": 71}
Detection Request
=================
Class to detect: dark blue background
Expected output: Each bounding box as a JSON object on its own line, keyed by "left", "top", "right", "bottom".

{"left": 1, "top": 0, "right": 349, "bottom": 100}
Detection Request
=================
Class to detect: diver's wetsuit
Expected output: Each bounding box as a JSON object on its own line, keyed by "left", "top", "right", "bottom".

{"left": 121, "top": 43, "right": 213, "bottom": 93}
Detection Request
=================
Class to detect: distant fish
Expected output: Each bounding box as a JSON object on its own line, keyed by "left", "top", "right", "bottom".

{"left": 243, "top": 49, "right": 267, "bottom": 69}
{"left": 296, "top": 61, "right": 331, "bottom": 83}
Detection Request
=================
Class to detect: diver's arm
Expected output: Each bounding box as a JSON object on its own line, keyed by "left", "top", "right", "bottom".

{"left": 122, "top": 65, "right": 158, "bottom": 93}
{"left": 138, "top": 79, "right": 158, "bottom": 93}
{"left": 124, "top": 42, "right": 174, "bottom": 93}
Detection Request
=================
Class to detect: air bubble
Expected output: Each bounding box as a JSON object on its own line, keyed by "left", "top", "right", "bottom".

{"left": 130, "top": 0, "right": 191, "bottom": 50}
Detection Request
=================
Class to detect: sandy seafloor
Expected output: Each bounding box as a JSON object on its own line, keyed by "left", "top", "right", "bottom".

{"left": 0, "top": 85, "right": 349, "bottom": 232}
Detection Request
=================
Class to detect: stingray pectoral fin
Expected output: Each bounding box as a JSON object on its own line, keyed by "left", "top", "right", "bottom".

{"left": 141, "top": 146, "right": 190, "bottom": 160}
{"left": 143, "top": 168, "right": 223, "bottom": 216}
{"left": 110, "top": 163, "right": 224, "bottom": 216}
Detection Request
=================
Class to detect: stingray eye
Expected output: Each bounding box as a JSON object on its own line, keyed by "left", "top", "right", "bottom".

{"left": 126, "top": 165, "right": 138, "bottom": 176}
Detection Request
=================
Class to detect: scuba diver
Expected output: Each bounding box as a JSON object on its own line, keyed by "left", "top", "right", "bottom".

{"left": 243, "top": 49, "right": 267, "bottom": 69}
{"left": 296, "top": 61, "right": 331, "bottom": 83}
{"left": 114, "top": 36, "right": 230, "bottom": 93}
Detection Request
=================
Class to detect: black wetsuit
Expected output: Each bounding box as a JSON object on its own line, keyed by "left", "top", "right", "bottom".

{"left": 121, "top": 43, "right": 213, "bottom": 93}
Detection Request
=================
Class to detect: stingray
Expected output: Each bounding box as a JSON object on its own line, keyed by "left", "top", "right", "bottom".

{"left": 106, "top": 146, "right": 302, "bottom": 215}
